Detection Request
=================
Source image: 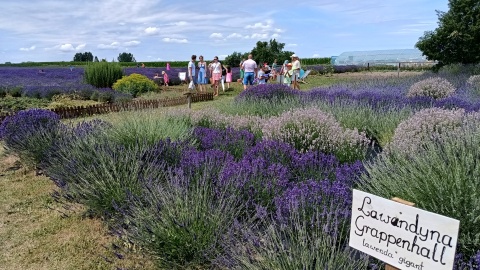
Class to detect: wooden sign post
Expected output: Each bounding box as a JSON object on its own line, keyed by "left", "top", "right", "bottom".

{"left": 385, "top": 197, "right": 415, "bottom": 270}
{"left": 349, "top": 189, "right": 460, "bottom": 270}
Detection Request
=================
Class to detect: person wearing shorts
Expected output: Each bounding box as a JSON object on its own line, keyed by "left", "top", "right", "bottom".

{"left": 242, "top": 54, "right": 257, "bottom": 90}
{"left": 210, "top": 56, "right": 222, "bottom": 96}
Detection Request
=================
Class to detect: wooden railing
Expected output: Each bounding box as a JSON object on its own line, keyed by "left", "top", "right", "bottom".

{"left": 0, "top": 92, "right": 213, "bottom": 122}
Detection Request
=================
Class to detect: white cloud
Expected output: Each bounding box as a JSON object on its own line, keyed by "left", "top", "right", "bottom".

{"left": 124, "top": 40, "right": 141, "bottom": 47}
{"left": 312, "top": 53, "right": 320, "bottom": 57}
{"left": 162, "top": 38, "right": 188, "bottom": 43}
{"left": 274, "top": 28, "right": 284, "bottom": 33}
{"left": 245, "top": 20, "right": 273, "bottom": 30}
{"left": 59, "top": 44, "right": 75, "bottom": 51}
{"left": 227, "top": 33, "right": 243, "bottom": 39}
{"left": 97, "top": 42, "right": 120, "bottom": 49}
{"left": 20, "top": 45, "right": 36, "bottom": 51}
{"left": 250, "top": 33, "right": 269, "bottom": 39}
{"left": 271, "top": 33, "right": 280, "bottom": 38}
{"left": 210, "top": 33, "right": 223, "bottom": 38}
{"left": 286, "top": 43, "right": 298, "bottom": 47}
{"left": 145, "top": 27, "right": 160, "bottom": 35}
{"left": 169, "top": 21, "right": 189, "bottom": 26}
{"left": 76, "top": 44, "right": 86, "bottom": 50}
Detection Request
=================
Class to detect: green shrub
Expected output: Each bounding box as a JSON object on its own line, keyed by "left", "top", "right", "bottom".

{"left": 107, "top": 111, "right": 193, "bottom": 148}
{"left": 112, "top": 73, "right": 158, "bottom": 97}
{"left": 358, "top": 121, "right": 480, "bottom": 256}
{"left": 113, "top": 95, "right": 133, "bottom": 103}
{"left": 84, "top": 62, "right": 124, "bottom": 88}
{"left": 0, "top": 88, "right": 6, "bottom": 98}
{"left": 90, "top": 91, "right": 99, "bottom": 101}
{"left": 97, "top": 91, "right": 114, "bottom": 103}
{"left": 8, "top": 86, "right": 22, "bottom": 97}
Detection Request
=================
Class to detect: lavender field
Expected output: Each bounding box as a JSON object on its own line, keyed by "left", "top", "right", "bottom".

{"left": 1, "top": 66, "right": 480, "bottom": 269}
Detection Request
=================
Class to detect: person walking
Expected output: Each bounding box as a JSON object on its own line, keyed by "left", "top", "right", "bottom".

{"left": 241, "top": 54, "right": 257, "bottom": 90}
{"left": 239, "top": 58, "right": 245, "bottom": 84}
{"left": 220, "top": 62, "right": 227, "bottom": 92}
{"left": 188, "top": 55, "right": 197, "bottom": 90}
{"left": 197, "top": 55, "right": 208, "bottom": 92}
{"left": 291, "top": 54, "right": 301, "bottom": 90}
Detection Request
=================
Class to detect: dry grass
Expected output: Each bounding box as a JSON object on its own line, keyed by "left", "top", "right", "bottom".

{"left": 0, "top": 150, "right": 156, "bottom": 270}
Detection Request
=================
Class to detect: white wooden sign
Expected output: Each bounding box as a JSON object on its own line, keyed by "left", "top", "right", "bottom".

{"left": 349, "top": 189, "right": 460, "bottom": 270}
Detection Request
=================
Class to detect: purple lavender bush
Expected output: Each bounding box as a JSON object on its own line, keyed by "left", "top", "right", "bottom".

{"left": 192, "top": 126, "right": 256, "bottom": 159}
{"left": 235, "top": 83, "right": 301, "bottom": 103}
{"left": 117, "top": 157, "right": 245, "bottom": 269}
{"left": 0, "top": 109, "right": 64, "bottom": 167}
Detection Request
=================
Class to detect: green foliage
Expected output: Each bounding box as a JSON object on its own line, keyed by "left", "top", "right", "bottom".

{"left": 9, "top": 86, "right": 22, "bottom": 97}
{"left": 358, "top": 122, "right": 480, "bottom": 256}
{"left": 107, "top": 111, "right": 193, "bottom": 148}
{"left": 0, "top": 88, "right": 6, "bottom": 98}
{"left": 117, "top": 52, "right": 136, "bottom": 62}
{"left": 112, "top": 73, "right": 157, "bottom": 97}
{"left": 73, "top": 52, "right": 94, "bottom": 62}
{"left": 416, "top": 0, "right": 480, "bottom": 65}
{"left": 301, "top": 57, "right": 331, "bottom": 65}
{"left": 223, "top": 51, "right": 247, "bottom": 67}
{"left": 0, "top": 96, "right": 50, "bottom": 113}
{"left": 249, "top": 39, "right": 294, "bottom": 65}
{"left": 84, "top": 62, "right": 124, "bottom": 88}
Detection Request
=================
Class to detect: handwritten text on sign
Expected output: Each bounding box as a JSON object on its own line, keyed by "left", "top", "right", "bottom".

{"left": 349, "top": 190, "right": 460, "bottom": 270}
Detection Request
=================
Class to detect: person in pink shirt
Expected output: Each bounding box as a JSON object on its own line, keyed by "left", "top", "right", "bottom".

{"left": 241, "top": 54, "right": 258, "bottom": 90}
{"left": 162, "top": 71, "right": 169, "bottom": 86}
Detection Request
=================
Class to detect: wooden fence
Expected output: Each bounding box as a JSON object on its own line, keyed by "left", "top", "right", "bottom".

{"left": 0, "top": 92, "right": 213, "bottom": 122}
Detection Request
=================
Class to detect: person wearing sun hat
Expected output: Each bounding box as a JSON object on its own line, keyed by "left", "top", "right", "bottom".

{"left": 291, "top": 54, "right": 301, "bottom": 90}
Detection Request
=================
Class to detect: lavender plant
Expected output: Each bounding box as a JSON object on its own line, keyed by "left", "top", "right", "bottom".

{"left": 118, "top": 160, "right": 245, "bottom": 269}
{"left": 192, "top": 126, "right": 255, "bottom": 159}
{"left": 261, "top": 107, "right": 371, "bottom": 162}
{"left": 0, "top": 109, "right": 64, "bottom": 167}
{"left": 219, "top": 198, "right": 369, "bottom": 270}
{"left": 359, "top": 120, "right": 480, "bottom": 256}
{"left": 42, "top": 122, "right": 163, "bottom": 216}
{"left": 384, "top": 107, "right": 478, "bottom": 156}
{"left": 467, "top": 75, "right": 480, "bottom": 95}
{"left": 407, "top": 77, "right": 456, "bottom": 99}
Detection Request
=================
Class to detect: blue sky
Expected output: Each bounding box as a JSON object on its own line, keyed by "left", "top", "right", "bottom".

{"left": 0, "top": 0, "right": 449, "bottom": 63}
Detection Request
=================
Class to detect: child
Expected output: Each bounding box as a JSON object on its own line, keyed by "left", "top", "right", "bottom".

{"left": 283, "top": 63, "right": 293, "bottom": 86}
{"left": 257, "top": 66, "right": 267, "bottom": 84}
{"left": 225, "top": 65, "right": 232, "bottom": 89}
{"left": 162, "top": 71, "right": 169, "bottom": 86}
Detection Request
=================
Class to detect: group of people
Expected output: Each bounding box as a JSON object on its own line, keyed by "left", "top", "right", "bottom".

{"left": 239, "top": 53, "right": 302, "bottom": 90}
{"left": 188, "top": 55, "right": 233, "bottom": 96}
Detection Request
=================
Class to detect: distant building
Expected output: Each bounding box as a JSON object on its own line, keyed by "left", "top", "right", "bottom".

{"left": 334, "top": 49, "right": 434, "bottom": 66}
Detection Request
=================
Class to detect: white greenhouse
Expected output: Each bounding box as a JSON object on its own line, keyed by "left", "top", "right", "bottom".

{"left": 333, "top": 49, "right": 434, "bottom": 66}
